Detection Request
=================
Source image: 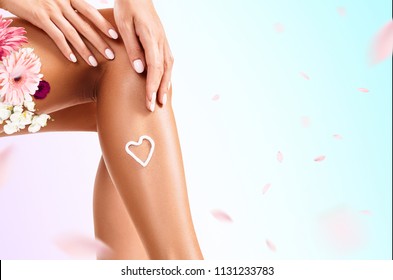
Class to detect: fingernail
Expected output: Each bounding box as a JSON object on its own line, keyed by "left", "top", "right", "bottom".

{"left": 69, "top": 53, "right": 77, "bottom": 63}
{"left": 108, "top": 29, "right": 118, "bottom": 39}
{"left": 88, "top": 56, "right": 98, "bottom": 67}
{"left": 105, "top": 48, "right": 115, "bottom": 60}
{"left": 162, "top": 93, "right": 167, "bottom": 106}
{"left": 168, "top": 81, "right": 171, "bottom": 90}
{"left": 133, "top": 59, "right": 145, "bottom": 73}
{"left": 149, "top": 92, "right": 156, "bottom": 112}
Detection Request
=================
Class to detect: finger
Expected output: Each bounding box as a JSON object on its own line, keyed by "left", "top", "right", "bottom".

{"left": 51, "top": 15, "right": 97, "bottom": 67}
{"left": 64, "top": 8, "right": 115, "bottom": 60}
{"left": 118, "top": 21, "right": 146, "bottom": 74}
{"left": 71, "top": 0, "right": 119, "bottom": 40}
{"left": 157, "top": 43, "right": 174, "bottom": 106}
{"left": 40, "top": 17, "right": 77, "bottom": 63}
{"left": 144, "top": 42, "right": 164, "bottom": 112}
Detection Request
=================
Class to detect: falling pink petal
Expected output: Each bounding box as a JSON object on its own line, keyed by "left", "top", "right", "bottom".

{"left": 0, "top": 146, "right": 14, "bottom": 188}
{"left": 54, "top": 233, "right": 113, "bottom": 259}
{"left": 301, "top": 116, "right": 311, "bottom": 127}
{"left": 212, "top": 94, "right": 220, "bottom": 101}
{"left": 357, "top": 88, "right": 370, "bottom": 93}
{"left": 262, "top": 183, "right": 272, "bottom": 195}
{"left": 336, "top": 7, "right": 346, "bottom": 17}
{"left": 370, "top": 20, "right": 393, "bottom": 64}
{"left": 277, "top": 151, "right": 283, "bottom": 163}
{"left": 333, "top": 134, "right": 343, "bottom": 140}
{"left": 360, "top": 210, "right": 372, "bottom": 215}
{"left": 314, "top": 155, "right": 326, "bottom": 162}
{"left": 318, "top": 207, "right": 367, "bottom": 253}
{"left": 300, "top": 72, "right": 310, "bottom": 80}
{"left": 265, "top": 239, "right": 277, "bottom": 252}
{"left": 274, "top": 23, "right": 285, "bottom": 33}
{"left": 211, "top": 209, "right": 233, "bottom": 223}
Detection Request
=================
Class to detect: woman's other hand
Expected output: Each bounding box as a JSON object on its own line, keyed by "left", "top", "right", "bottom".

{"left": 1, "top": 0, "right": 119, "bottom": 66}
{"left": 114, "top": 0, "right": 173, "bottom": 111}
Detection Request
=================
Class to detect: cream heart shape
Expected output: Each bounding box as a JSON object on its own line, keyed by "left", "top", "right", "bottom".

{"left": 125, "top": 135, "right": 155, "bottom": 167}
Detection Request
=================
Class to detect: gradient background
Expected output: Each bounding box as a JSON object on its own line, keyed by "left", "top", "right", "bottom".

{"left": 0, "top": 0, "right": 391, "bottom": 259}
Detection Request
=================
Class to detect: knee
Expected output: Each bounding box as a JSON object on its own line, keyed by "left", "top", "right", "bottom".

{"left": 95, "top": 9, "right": 173, "bottom": 112}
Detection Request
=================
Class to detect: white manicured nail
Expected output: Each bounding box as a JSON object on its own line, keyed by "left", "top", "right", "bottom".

{"left": 150, "top": 92, "right": 157, "bottom": 112}
{"left": 108, "top": 29, "right": 118, "bottom": 39}
{"left": 162, "top": 94, "right": 167, "bottom": 106}
{"left": 168, "top": 81, "right": 171, "bottom": 90}
{"left": 105, "top": 48, "right": 115, "bottom": 60}
{"left": 88, "top": 56, "right": 98, "bottom": 67}
{"left": 69, "top": 53, "right": 77, "bottom": 63}
{"left": 133, "top": 59, "right": 145, "bottom": 73}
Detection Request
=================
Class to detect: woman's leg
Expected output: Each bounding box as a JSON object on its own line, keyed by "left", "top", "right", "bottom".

{"left": 96, "top": 82, "right": 203, "bottom": 259}
{"left": 94, "top": 156, "right": 149, "bottom": 259}
{"left": 49, "top": 105, "right": 149, "bottom": 259}
{"left": 94, "top": 13, "right": 202, "bottom": 260}
{"left": 1, "top": 103, "right": 149, "bottom": 259}
{"left": 3, "top": 9, "right": 203, "bottom": 259}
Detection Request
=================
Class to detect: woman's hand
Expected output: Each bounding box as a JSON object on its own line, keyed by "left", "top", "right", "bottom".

{"left": 114, "top": 0, "right": 174, "bottom": 112}
{"left": 1, "top": 0, "right": 119, "bottom": 66}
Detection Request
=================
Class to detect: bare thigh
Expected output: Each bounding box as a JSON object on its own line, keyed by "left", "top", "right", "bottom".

{"left": 1, "top": 9, "right": 122, "bottom": 135}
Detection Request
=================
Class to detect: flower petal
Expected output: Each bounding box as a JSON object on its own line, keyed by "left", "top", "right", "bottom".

{"left": 211, "top": 209, "right": 233, "bottom": 223}
{"left": 212, "top": 94, "right": 220, "bottom": 101}
{"left": 360, "top": 210, "right": 372, "bottom": 215}
{"left": 370, "top": 20, "right": 393, "bottom": 64}
{"left": 314, "top": 155, "right": 326, "bottom": 162}
{"left": 300, "top": 72, "right": 310, "bottom": 80}
{"left": 0, "top": 146, "right": 14, "bottom": 188}
{"left": 262, "top": 183, "right": 272, "bottom": 195}
{"left": 357, "top": 88, "right": 370, "bottom": 93}
{"left": 274, "top": 23, "right": 285, "bottom": 33}
{"left": 336, "top": 7, "right": 346, "bottom": 17}
{"left": 277, "top": 151, "right": 284, "bottom": 163}
{"left": 301, "top": 116, "right": 311, "bottom": 127}
{"left": 319, "top": 207, "right": 367, "bottom": 253}
{"left": 265, "top": 239, "right": 277, "bottom": 252}
{"left": 53, "top": 233, "right": 113, "bottom": 259}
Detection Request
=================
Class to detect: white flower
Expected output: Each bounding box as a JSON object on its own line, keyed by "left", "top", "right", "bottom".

{"left": 3, "top": 121, "right": 18, "bottom": 134}
{"left": 20, "top": 110, "right": 33, "bottom": 125}
{"left": 24, "top": 91, "right": 33, "bottom": 102}
{"left": 13, "top": 105, "right": 23, "bottom": 113}
{"left": 0, "top": 100, "right": 50, "bottom": 134}
{"left": 28, "top": 113, "right": 50, "bottom": 133}
{"left": 8, "top": 109, "right": 33, "bottom": 130}
{"left": 24, "top": 100, "right": 35, "bottom": 111}
{"left": 34, "top": 114, "right": 50, "bottom": 126}
{"left": 28, "top": 123, "right": 41, "bottom": 133}
{"left": 0, "top": 103, "right": 12, "bottom": 122}
{"left": 9, "top": 112, "right": 25, "bottom": 129}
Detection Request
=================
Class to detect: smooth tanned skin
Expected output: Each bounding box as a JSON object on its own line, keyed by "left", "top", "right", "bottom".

{"left": 0, "top": 9, "right": 203, "bottom": 260}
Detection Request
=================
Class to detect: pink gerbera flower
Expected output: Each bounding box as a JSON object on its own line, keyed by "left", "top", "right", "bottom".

{"left": 0, "top": 16, "right": 28, "bottom": 58}
{"left": 0, "top": 48, "right": 43, "bottom": 105}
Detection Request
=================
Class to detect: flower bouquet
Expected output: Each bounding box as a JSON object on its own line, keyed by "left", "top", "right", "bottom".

{"left": 0, "top": 16, "right": 50, "bottom": 135}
